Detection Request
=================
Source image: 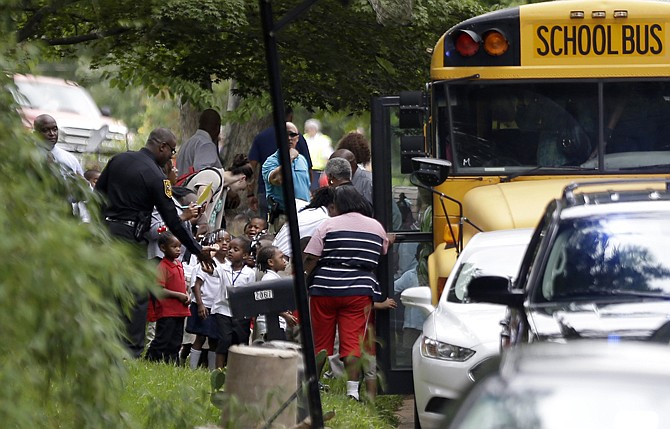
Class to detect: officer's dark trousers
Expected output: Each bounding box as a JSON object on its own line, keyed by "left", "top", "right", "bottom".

{"left": 124, "top": 293, "right": 149, "bottom": 358}
{"left": 106, "top": 221, "right": 149, "bottom": 358}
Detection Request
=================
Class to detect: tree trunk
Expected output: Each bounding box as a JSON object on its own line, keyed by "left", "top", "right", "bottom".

{"left": 220, "top": 80, "right": 272, "bottom": 168}
{"left": 219, "top": 81, "right": 275, "bottom": 223}
{"left": 178, "top": 100, "right": 199, "bottom": 144}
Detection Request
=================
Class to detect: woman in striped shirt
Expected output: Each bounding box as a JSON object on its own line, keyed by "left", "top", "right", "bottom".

{"left": 304, "top": 185, "right": 393, "bottom": 401}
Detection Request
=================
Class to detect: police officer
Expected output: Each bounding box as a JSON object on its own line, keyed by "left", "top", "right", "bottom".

{"left": 96, "top": 127, "right": 215, "bottom": 358}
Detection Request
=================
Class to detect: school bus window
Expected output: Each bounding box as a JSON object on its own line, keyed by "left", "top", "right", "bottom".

{"left": 602, "top": 82, "right": 670, "bottom": 156}
{"left": 442, "top": 82, "right": 600, "bottom": 172}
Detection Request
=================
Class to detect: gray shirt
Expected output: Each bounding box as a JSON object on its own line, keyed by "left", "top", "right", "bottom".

{"left": 352, "top": 167, "right": 373, "bottom": 206}
{"left": 177, "top": 129, "right": 222, "bottom": 174}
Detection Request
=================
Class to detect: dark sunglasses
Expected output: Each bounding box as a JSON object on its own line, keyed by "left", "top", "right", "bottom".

{"left": 288, "top": 132, "right": 300, "bottom": 138}
{"left": 163, "top": 142, "right": 177, "bottom": 155}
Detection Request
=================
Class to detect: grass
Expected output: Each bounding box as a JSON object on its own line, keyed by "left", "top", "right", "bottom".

{"left": 121, "top": 359, "right": 403, "bottom": 428}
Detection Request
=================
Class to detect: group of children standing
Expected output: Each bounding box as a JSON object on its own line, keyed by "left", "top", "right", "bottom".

{"left": 145, "top": 216, "right": 295, "bottom": 369}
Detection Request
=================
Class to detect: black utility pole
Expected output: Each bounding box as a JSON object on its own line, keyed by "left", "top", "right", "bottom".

{"left": 258, "top": 0, "right": 324, "bottom": 427}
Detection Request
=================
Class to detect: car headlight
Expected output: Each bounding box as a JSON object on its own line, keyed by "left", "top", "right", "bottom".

{"left": 420, "top": 336, "right": 475, "bottom": 361}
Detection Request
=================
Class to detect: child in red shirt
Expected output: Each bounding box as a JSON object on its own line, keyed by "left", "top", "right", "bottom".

{"left": 146, "top": 232, "right": 191, "bottom": 363}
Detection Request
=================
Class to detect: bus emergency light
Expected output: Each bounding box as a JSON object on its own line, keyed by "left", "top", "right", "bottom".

{"left": 454, "top": 30, "right": 481, "bottom": 57}
{"left": 483, "top": 30, "right": 509, "bottom": 56}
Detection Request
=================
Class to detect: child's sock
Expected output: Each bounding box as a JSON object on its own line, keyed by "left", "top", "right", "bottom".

{"left": 189, "top": 349, "right": 202, "bottom": 370}
{"left": 346, "top": 380, "right": 360, "bottom": 401}
{"left": 207, "top": 350, "right": 217, "bottom": 370}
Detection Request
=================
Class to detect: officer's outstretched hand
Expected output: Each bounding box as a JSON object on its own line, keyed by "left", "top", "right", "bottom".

{"left": 197, "top": 248, "right": 216, "bottom": 272}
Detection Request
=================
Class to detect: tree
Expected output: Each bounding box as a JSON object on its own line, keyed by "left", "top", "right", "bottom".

{"left": 11, "top": 0, "right": 488, "bottom": 170}
{"left": 1, "top": 2, "right": 159, "bottom": 427}
{"left": 11, "top": 0, "right": 486, "bottom": 113}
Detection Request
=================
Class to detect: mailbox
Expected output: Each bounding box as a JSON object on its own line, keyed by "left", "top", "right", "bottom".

{"left": 227, "top": 278, "right": 297, "bottom": 341}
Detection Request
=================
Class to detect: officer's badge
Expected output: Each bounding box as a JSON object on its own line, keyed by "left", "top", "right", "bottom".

{"left": 163, "top": 180, "right": 173, "bottom": 198}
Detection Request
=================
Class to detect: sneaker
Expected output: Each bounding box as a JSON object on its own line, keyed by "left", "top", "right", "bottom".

{"left": 347, "top": 394, "right": 361, "bottom": 402}
{"left": 318, "top": 382, "right": 330, "bottom": 392}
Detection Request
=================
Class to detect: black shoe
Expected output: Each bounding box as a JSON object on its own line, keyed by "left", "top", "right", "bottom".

{"left": 347, "top": 394, "right": 361, "bottom": 402}
{"left": 318, "top": 382, "right": 330, "bottom": 392}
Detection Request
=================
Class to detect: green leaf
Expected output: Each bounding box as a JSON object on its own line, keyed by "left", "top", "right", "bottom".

{"left": 211, "top": 368, "right": 226, "bottom": 391}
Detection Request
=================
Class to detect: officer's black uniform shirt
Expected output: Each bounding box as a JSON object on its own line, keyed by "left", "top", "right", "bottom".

{"left": 96, "top": 147, "right": 202, "bottom": 255}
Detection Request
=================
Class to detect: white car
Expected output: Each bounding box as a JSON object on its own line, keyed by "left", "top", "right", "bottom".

{"left": 11, "top": 74, "right": 129, "bottom": 158}
{"left": 401, "top": 228, "right": 533, "bottom": 429}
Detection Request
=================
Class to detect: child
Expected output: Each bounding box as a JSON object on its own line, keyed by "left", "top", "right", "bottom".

{"left": 244, "top": 216, "right": 268, "bottom": 241}
{"left": 361, "top": 298, "right": 396, "bottom": 401}
{"left": 186, "top": 229, "right": 231, "bottom": 369}
{"left": 209, "top": 236, "right": 256, "bottom": 368}
{"left": 244, "top": 217, "right": 269, "bottom": 271}
{"left": 146, "top": 232, "right": 192, "bottom": 363}
{"left": 254, "top": 245, "right": 297, "bottom": 341}
{"left": 84, "top": 169, "right": 100, "bottom": 188}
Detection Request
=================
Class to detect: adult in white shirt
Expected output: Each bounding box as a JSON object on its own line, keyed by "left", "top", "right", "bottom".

{"left": 34, "top": 114, "right": 84, "bottom": 176}
{"left": 272, "top": 186, "right": 334, "bottom": 259}
{"left": 304, "top": 118, "right": 333, "bottom": 188}
{"left": 34, "top": 114, "right": 89, "bottom": 221}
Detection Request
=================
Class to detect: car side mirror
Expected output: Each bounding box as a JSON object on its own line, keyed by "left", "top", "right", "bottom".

{"left": 467, "top": 276, "right": 524, "bottom": 308}
{"left": 400, "top": 286, "right": 435, "bottom": 317}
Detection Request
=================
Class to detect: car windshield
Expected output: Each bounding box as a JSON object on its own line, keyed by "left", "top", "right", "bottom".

{"left": 537, "top": 213, "right": 670, "bottom": 302}
{"left": 448, "top": 245, "right": 527, "bottom": 303}
{"left": 14, "top": 80, "right": 101, "bottom": 116}
{"left": 435, "top": 80, "right": 670, "bottom": 174}
{"left": 453, "top": 376, "right": 670, "bottom": 429}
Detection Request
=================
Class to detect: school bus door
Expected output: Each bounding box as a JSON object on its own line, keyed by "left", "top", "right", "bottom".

{"left": 371, "top": 96, "right": 433, "bottom": 395}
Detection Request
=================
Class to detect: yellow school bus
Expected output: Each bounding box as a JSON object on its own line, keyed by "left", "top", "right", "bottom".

{"left": 372, "top": 0, "right": 670, "bottom": 393}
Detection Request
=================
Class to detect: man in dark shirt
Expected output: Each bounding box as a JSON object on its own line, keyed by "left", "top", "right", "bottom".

{"left": 96, "top": 127, "right": 214, "bottom": 358}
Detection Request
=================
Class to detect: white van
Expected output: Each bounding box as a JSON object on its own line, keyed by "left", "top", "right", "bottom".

{"left": 11, "top": 74, "right": 129, "bottom": 160}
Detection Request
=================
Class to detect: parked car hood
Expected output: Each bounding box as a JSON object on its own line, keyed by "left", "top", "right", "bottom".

{"left": 430, "top": 302, "right": 507, "bottom": 348}
{"left": 528, "top": 300, "right": 670, "bottom": 342}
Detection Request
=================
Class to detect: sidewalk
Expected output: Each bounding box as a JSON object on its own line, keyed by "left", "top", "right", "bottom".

{"left": 395, "top": 395, "right": 415, "bottom": 429}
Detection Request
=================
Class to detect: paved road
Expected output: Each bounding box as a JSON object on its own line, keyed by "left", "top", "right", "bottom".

{"left": 396, "top": 395, "right": 414, "bottom": 429}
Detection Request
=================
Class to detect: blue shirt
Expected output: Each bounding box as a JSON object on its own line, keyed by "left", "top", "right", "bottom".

{"left": 248, "top": 127, "right": 312, "bottom": 196}
{"left": 261, "top": 150, "right": 311, "bottom": 210}
{"left": 394, "top": 268, "right": 427, "bottom": 330}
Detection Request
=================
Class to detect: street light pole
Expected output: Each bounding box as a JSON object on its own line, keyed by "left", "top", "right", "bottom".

{"left": 258, "top": 0, "right": 324, "bottom": 427}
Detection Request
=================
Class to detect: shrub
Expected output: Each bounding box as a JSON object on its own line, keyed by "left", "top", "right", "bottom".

{"left": 0, "top": 65, "right": 154, "bottom": 429}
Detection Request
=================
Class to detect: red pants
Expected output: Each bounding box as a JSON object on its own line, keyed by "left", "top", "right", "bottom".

{"left": 310, "top": 295, "right": 372, "bottom": 358}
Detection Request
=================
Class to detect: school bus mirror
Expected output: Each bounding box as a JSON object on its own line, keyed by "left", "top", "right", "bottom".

{"left": 400, "top": 135, "right": 426, "bottom": 174}
{"left": 411, "top": 157, "right": 451, "bottom": 187}
{"left": 399, "top": 90, "right": 425, "bottom": 129}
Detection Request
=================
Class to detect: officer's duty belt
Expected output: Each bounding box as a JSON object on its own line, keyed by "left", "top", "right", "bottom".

{"left": 105, "top": 217, "right": 137, "bottom": 228}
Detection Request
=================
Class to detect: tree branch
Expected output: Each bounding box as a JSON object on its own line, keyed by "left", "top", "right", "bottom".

{"left": 44, "top": 27, "right": 132, "bottom": 46}
{"left": 17, "top": 4, "right": 59, "bottom": 42}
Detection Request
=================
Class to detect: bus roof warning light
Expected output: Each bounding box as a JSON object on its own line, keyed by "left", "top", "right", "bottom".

{"left": 483, "top": 30, "right": 509, "bottom": 56}
{"left": 454, "top": 30, "right": 481, "bottom": 57}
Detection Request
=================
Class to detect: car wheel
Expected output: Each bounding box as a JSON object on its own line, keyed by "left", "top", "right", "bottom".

{"left": 414, "top": 399, "right": 422, "bottom": 429}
